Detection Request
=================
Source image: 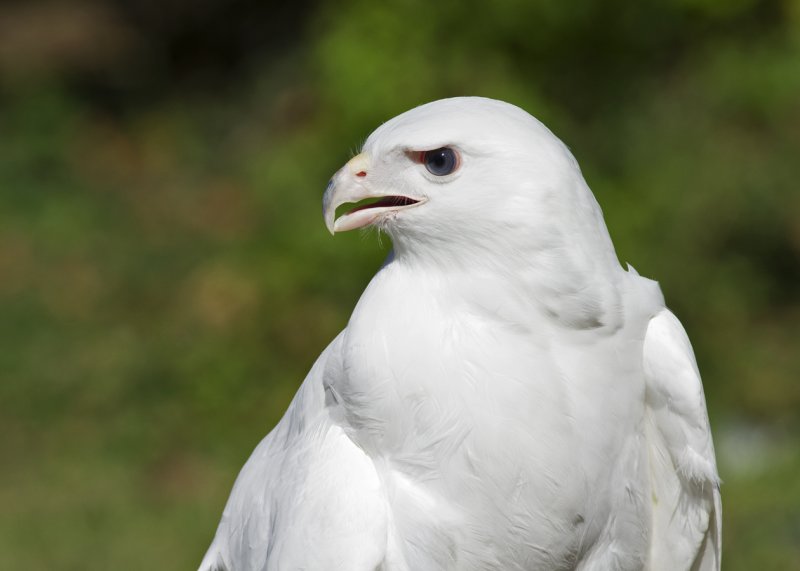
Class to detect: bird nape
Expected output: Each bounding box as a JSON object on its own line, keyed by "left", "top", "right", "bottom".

{"left": 199, "top": 97, "right": 721, "bottom": 571}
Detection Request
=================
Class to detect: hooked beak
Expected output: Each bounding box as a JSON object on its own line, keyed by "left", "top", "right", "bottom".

{"left": 322, "top": 153, "right": 425, "bottom": 235}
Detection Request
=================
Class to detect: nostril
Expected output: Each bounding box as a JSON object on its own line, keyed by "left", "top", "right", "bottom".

{"left": 356, "top": 171, "right": 367, "bottom": 178}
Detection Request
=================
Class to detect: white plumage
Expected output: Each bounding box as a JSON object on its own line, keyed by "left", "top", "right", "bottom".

{"left": 199, "top": 97, "right": 721, "bottom": 571}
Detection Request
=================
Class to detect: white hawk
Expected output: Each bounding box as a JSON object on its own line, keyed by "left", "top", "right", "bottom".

{"left": 199, "top": 97, "right": 721, "bottom": 571}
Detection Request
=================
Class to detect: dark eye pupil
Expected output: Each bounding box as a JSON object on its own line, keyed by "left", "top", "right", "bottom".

{"left": 424, "top": 147, "right": 458, "bottom": 176}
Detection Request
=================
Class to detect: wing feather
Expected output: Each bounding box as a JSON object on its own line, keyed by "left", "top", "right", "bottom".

{"left": 198, "top": 333, "right": 389, "bottom": 571}
{"left": 643, "top": 310, "right": 721, "bottom": 571}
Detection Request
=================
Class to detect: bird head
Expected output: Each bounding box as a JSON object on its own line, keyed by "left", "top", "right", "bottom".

{"left": 323, "top": 97, "right": 618, "bottom": 273}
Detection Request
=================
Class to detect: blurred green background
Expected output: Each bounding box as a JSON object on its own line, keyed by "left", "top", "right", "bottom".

{"left": 1, "top": 0, "right": 798, "bottom": 569}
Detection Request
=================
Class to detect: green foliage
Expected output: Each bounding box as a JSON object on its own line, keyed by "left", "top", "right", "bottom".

{"left": 0, "top": 0, "right": 798, "bottom": 568}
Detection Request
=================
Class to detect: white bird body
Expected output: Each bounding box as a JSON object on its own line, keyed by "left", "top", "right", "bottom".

{"left": 200, "top": 97, "right": 720, "bottom": 571}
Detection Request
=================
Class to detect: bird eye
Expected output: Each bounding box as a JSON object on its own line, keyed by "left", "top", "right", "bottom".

{"left": 422, "top": 147, "right": 459, "bottom": 176}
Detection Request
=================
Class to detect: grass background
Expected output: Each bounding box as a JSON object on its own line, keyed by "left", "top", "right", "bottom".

{"left": 0, "top": 0, "right": 798, "bottom": 568}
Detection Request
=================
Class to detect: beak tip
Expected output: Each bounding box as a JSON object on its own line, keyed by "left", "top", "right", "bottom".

{"left": 323, "top": 182, "right": 336, "bottom": 236}
{"left": 324, "top": 215, "right": 336, "bottom": 236}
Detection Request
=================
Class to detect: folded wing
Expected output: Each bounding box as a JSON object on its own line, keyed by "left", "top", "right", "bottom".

{"left": 199, "top": 333, "right": 389, "bottom": 571}
{"left": 643, "top": 310, "right": 721, "bottom": 571}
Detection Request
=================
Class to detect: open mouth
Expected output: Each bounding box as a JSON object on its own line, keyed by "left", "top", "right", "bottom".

{"left": 348, "top": 195, "right": 421, "bottom": 214}
{"left": 333, "top": 195, "right": 425, "bottom": 233}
